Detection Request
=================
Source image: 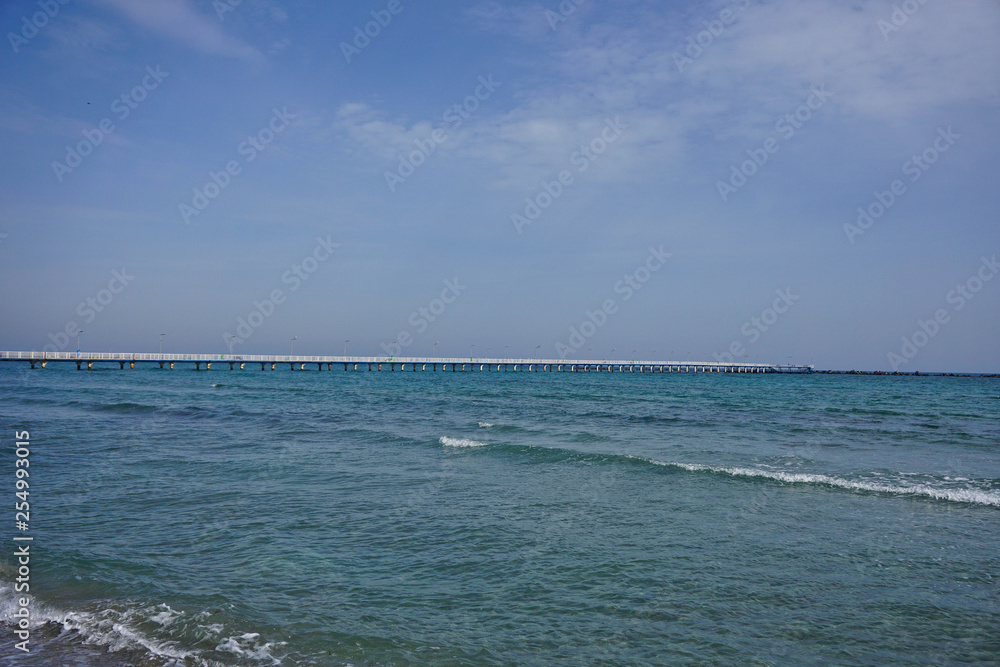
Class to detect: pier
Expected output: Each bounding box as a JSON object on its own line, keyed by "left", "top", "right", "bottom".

{"left": 0, "top": 351, "right": 811, "bottom": 374}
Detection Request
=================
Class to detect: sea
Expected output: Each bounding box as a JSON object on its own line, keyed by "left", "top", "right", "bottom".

{"left": 1, "top": 363, "right": 998, "bottom": 666}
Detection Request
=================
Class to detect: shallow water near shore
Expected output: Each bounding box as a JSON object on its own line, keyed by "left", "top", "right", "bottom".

{"left": 1, "top": 365, "right": 998, "bottom": 665}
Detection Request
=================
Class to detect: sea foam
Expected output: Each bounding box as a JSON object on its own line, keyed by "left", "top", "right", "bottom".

{"left": 633, "top": 457, "right": 1000, "bottom": 507}
{"left": 440, "top": 436, "right": 489, "bottom": 448}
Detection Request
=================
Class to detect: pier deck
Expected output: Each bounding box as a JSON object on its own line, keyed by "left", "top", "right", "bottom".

{"left": 0, "top": 351, "right": 811, "bottom": 373}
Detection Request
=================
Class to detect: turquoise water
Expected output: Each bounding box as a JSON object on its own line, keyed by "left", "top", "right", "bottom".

{"left": 1, "top": 365, "right": 999, "bottom": 665}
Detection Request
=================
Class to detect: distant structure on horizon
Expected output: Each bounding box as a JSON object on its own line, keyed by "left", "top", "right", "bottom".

{"left": 0, "top": 350, "right": 812, "bottom": 374}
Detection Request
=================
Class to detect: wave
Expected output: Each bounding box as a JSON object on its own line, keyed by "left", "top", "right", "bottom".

{"left": 432, "top": 438, "right": 1000, "bottom": 508}
{"left": 93, "top": 402, "right": 159, "bottom": 413}
{"left": 630, "top": 456, "right": 1000, "bottom": 508}
{"left": 477, "top": 422, "right": 495, "bottom": 428}
{"left": 0, "top": 584, "right": 285, "bottom": 666}
{"left": 440, "top": 436, "right": 489, "bottom": 448}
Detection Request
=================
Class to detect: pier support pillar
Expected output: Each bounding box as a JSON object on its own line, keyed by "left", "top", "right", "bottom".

{"left": 40, "top": 361, "right": 47, "bottom": 369}
{"left": 230, "top": 363, "right": 235, "bottom": 370}
{"left": 261, "top": 363, "right": 267, "bottom": 370}
{"left": 159, "top": 362, "right": 164, "bottom": 369}
{"left": 87, "top": 361, "right": 93, "bottom": 371}
{"left": 241, "top": 363, "right": 245, "bottom": 370}
{"left": 119, "top": 361, "right": 126, "bottom": 369}
{"left": 170, "top": 362, "right": 175, "bottom": 370}
{"left": 76, "top": 361, "right": 82, "bottom": 371}
{"left": 206, "top": 363, "right": 212, "bottom": 371}
{"left": 29, "top": 360, "right": 36, "bottom": 369}
{"left": 196, "top": 362, "right": 201, "bottom": 371}
{"left": 270, "top": 363, "right": 276, "bottom": 371}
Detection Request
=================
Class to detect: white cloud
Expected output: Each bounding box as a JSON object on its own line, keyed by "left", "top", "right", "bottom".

{"left": 330, "top": 0, "right": 1000, "bottom": 188}
{"left": 90, "top": 0, "right": 261, "bottom": 60}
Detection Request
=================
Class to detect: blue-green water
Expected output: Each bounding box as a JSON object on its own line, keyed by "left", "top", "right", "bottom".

{"left": 1, "top": 365, "right": 998, "bottom": 665}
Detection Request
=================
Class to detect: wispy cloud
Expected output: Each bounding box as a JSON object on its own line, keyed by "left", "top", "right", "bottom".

{"left": 90, "top": 0, "right": 261, "bottom": 60}
{"left": 328, "top": 0, "right": 1000, "bottom": 190}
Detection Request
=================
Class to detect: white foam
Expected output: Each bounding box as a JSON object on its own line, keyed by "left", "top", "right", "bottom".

{"left": 440, "top": 436, "right": 489, "bottom": 448}
{"left": 216, "top": 631, "right": 285, "bottom": 664}
{"left": 0, "top": 585, "right": 282, "bottom": 665}
{"left": 477, "top": 422, "right": 495, "bottom": 428}
{"left": 149, "top": 603, "right": 183, "bottom": 627}
{"left": 632, "top": 457, "right": 1000, "bottom": 507}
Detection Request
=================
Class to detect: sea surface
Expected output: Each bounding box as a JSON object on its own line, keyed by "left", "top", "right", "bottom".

{"left": 1, "top": 364, "right": 998, "bottom": 666}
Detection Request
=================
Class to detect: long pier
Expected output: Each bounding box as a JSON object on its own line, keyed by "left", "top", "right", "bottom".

{"left": 0, "top": 351, "right": 811, "bottom": 374}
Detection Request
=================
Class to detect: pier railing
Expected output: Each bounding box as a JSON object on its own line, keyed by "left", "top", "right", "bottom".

{"left": 0, "top": 351, "right": 812, "bottom": 373}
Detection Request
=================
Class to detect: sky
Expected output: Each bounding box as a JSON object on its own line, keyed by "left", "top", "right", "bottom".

{"left": 0, "top": 0, "right": 998, "bottom": 372}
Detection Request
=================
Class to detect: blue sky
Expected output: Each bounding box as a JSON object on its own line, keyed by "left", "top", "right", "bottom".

{"left": 1, "top": 0, "right": 998, "bottom": 371}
